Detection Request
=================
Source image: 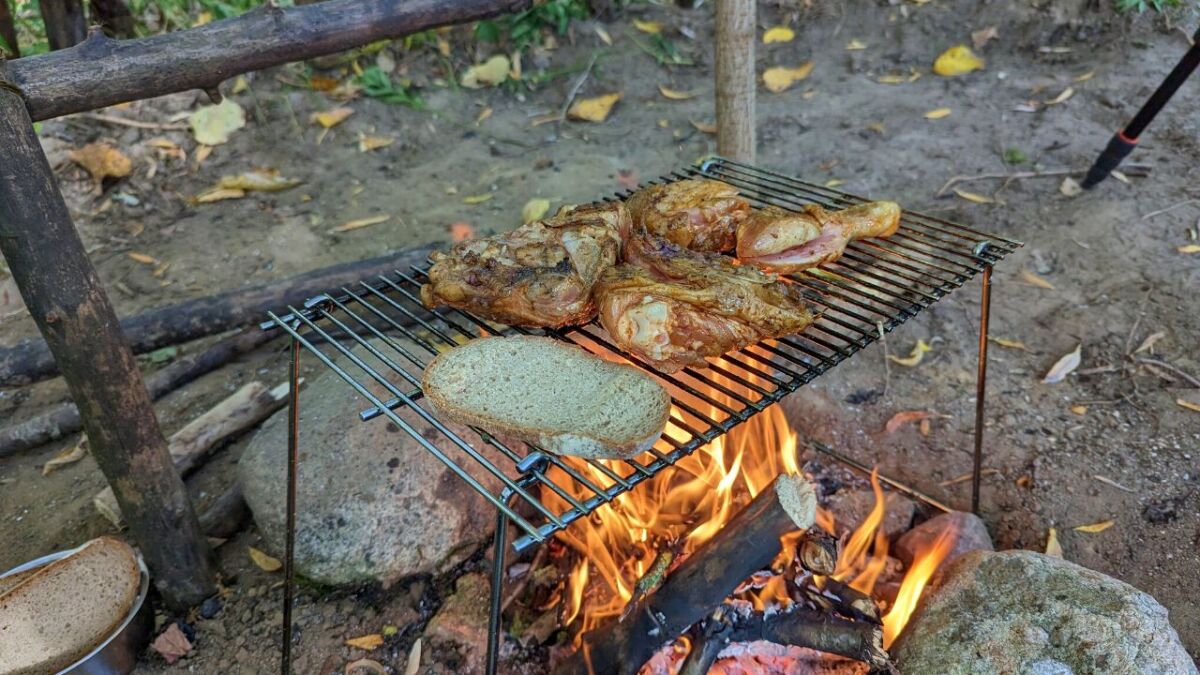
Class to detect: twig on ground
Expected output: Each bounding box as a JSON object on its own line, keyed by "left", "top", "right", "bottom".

{"left": 557, "top": 53, "right": 598, "bottom": 123}
{"left": 935, "top": 164, "right": 1152, "bottom": 197}
{"left": 80, "top": 112, "right": 190, "bottom": 130}
{"left": 1141, "top": 199, "right": 1199, "bottom": 220}
{"left": 1135, "top": 357, "right": 1200, "bottom": 388}
{"left": 500, "top": 545, "right": 548, "bottom": 613}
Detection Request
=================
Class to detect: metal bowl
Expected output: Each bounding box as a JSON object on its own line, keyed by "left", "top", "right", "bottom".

{"left": 0, "top": 544, "right": 153, "bottom": 675}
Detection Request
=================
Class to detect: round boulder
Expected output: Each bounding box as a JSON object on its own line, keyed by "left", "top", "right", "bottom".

{"left": 893, "top": 550, "right": 1197, "bottom": 675}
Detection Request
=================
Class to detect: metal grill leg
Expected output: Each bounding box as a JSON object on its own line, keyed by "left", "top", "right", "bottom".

{"left": 971, "top": 263, "right": 993, "bottom": 514}
{"left": 487, "top": 502, "right": 509, "bottom": 675}
{"left": 282, "top": 336, "right": 300, "bottom": 675}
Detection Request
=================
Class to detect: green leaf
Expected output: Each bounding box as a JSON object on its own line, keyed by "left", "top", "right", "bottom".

{"left": 148, "top": 346, "right": 179, "bottom": 364}
{"left": 1003, "top": 148, "right": 1028, "bottom": 165}
{"left": 475, "top": 20, "right": 501, "bottom": 43}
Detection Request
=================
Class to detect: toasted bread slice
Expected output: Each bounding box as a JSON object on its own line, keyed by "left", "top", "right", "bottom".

{"left": 422, "top": 336, "right": 671, "bottom": 460}
{"left": 0, "top": 537, "right": 141, "bottom": 675}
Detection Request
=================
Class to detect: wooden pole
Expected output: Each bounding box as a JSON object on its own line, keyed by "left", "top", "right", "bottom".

{"left": 0, "top": 0, "right": 18, "bottom": 58}
{"left": 0, "top": 60, "right": 216, "bottom": 611}
{"left": 715, "top": 0, "right": 755, "bottom": 162}
{"left": 38, "top": 0, "right": 86, "bottom": 50}
{"left": 9, "top": 0, "right": 530, "bottom": 121}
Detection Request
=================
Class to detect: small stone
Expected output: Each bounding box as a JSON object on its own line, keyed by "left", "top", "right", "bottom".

{"left": 200, "top": 596, "right": 222, "bottom": 619}
{"left": 894, "top": 511, "right": 993, "bottom": 569}
{"left": 824, "top": 488, "right": 915, "bottom": 539}
{"left": 424, "top": 573, "right": 492, "bottom": 674}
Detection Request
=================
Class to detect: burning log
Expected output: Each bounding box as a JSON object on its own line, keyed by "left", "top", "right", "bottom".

{"left": 559, "top": 473, "right": 818, "bottom": 675}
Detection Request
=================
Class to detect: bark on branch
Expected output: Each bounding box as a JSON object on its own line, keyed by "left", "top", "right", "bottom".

{"left": 8, "top": 0, "right": 531, "bottom": 121}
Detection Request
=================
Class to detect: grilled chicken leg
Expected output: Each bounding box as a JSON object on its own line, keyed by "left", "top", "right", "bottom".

{"left": 736, "top": 201, "right": 901, "bottom": 274}
{"left": 596, "top": 233, "right": 819, "bottom": 373}
{"left": 625, "top": 178, "right": 752, "bottom": 253}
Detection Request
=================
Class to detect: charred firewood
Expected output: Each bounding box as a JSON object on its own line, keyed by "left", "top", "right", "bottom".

{"left": 797, "top": 530, "right": 839, "bottom": 576}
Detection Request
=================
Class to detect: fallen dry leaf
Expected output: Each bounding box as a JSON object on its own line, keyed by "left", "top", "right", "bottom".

{"left": 1059, "top": 176, "right": 1083, "bottom": 197}
{"left": 885, "top": 410, "right": 936, "bottom": 433}
{"left": 476, "top": 106, "right": 493, "bottom": 124}
{"left": 345, "top": 658, "right": 387, "bottom": 674}
{"left": 461, "top": 55, "right": 510, "bottom": 88}
{"left": 309, "top": 75, "right": 340, "bottom": 92}
{"left": 231, "top": 75, "right": 250, "bottom": 94}
{"left": 69, "top": 143, "right": 133, "bottom": 183}
{"left": 192, "top": 187, "right": 245, "bottom": 204}
{"left": 332, "top": 215, "right": 390, "bottom": 233}
{"left": 971, "top": 26, "right": 999, "bottom": 49}
{"left": 311, "top": 107, "right": 354, "bottom": 129}
{"left": 1045, "top": 528, "right": 1063, "bottom": 558}
{"left": 1070, "top": 404, "right": 1088, "bottom": 415}
{"left": 1178, "top": 244, "right": 1200, "bottom": 254}
{"left": 933, "top": 45, "right": 985, "bottom": 76}
{"left": 1134, "top": 331, "right": 1166, "bottom": 354}
{"left": 824, "top": 178, "right": 844, "bottom": 188}
{"left": 1073, "top": 70, "right": 1096, "bottom": 82}
{"left": 449, "top": 222, "right": 475, "bottom": 242}
{"left": 1111, "top": 170, "right": 1130, "bottom": 184}
{"left": 889, "top": 339, "right": 933, "bottom": 367}
{"left": 763, "top": 26, "right": 794, "bottom": 44}
{"left": 218, "top": 168, "right": 302, "bottom": 192}
{"left": 953, "top": 188, "right": 993, "bottom": 204}
{"left": 762, "top": 63, "right": 814, "bottom": 93}
{"left": 923, "top": 107, "right": 952, "bottom": 120}
{"left": 633, "top": 19, "right": 662, "bottom": 34}
{"left": 594, "top": 25, "right": 612, "bottom": 46}
{"left": 989, "top": 337, "right": 1030, "bottom": 351}
{"left": 1177, "top": 398, "right": 1200, "bottom": 414}
{"left": 522, "top": 198, "right": 551, "bottom": 224}
{"left": 1042, "top": 344, "right": 1082, "bottom": 384}
{"left": 462, "top": 193, "right": 494, "bottom": 205}
{"left": 346, "top": 634, "right": 384, "bottom": 650}
{"left": 249, "top": 546, "right": 282, "bottom": 572}
{"left": 568, "top": 93, "right": 621, "bottom": 122}
{"left": 845, "top": 39, "right": 867, "bottom": 50}
{"left": 1045, "top": 86, "right": 1075, "bottom": 105}
{"left": 1021, "top": 269, "right": 1055, "bottom": 289}
{"left": 404, "top": 638, "right": 422, "bottom": 675}
{"left": 659, "top": 85, "right": 700, "bottom": 100}
{"left": 128, "top": 252, "right": 157, "bottom": 265}
{"left": 876, "top": 74, "right": 908, "bottom": 84}
{"left": 358, "top": 133, "right": 395, "bottom": 152}
{"left": 1092, "top": 475, "right": 1135, "bottom": 492}
{"left": 691, "top": 120, "right": 717, "bottom": 134}
{"left": 1073, "top": 520, "right": 1114, "bottom": 533}
{"left": 43, "top": 438, "right": 88, "bottom": 476}
{"left": 151, "top": 623, "right": 193, "bottom": 665}
{"left": 189, "top": 99, "right": 246, "bottom": 145}
{"left": 919, "top": 418, "right": 931, "bottom": 436}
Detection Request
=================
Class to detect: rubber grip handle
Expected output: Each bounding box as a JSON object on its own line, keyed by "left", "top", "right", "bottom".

{"left": 1081, "top": 132, "right": 1138, "bottom": 190}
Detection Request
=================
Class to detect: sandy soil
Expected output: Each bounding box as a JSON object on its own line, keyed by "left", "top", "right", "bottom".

{"left": 1, "top": 0, "right": 1198, "bottom": 671}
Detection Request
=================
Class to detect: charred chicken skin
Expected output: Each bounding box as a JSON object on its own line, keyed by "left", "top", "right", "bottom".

{"left": 624, "top": 179, "right": 752, "bottom": 253}
{"left": 596, "top": 233, "right": 819, "bottom": 373}
{"left": 736, "top": 201, "right": 901, "bottom": 274}
{"left": 420, "top": 202, "right": 628, "bottom": 327}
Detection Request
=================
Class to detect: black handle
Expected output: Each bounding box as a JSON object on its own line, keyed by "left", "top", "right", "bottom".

{"left": 1082, "top": 133, "right": 1138, "bottom": 189}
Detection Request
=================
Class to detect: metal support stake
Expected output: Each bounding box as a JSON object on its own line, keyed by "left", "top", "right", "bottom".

{"left": 487, "top": 490, "right": 513, "bottom": 675}
{"left": 282, "top": 335, "right": 301, "bottom": 675}
{"left": 971, "top": 259, "right": 993, "bottom": 514}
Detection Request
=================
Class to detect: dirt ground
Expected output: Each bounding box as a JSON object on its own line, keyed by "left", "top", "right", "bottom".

{"left": 1, "top": 0, "right": 1198, "bottom": 672}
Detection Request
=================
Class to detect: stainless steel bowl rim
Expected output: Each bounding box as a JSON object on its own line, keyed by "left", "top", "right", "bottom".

{"left": 0, "top": 544, "right": 151, "bottom": 675}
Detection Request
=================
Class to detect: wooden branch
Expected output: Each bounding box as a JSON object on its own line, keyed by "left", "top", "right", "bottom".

{"left": 798, "top": 530, "right": 838, "bottom": 576}
{"left": 89, "top": 0, "right": 134, "bottom": 38}
{"left": 0, "top": 0, "right": 18, "bottom": 58}
{"left": 199, "top": 483, "right": 249, "bottom": 539}
{"left": 0, "top": 328, "right": 275, "bottom": 458}
{"left": 38, "top": 0, "right": 86, "bottom": 51}
{"left": 714, "top": 0, "right": 755, "bottom": 162}
{"left": 0, "top": 244, "right": 436, "bottom": 386}
{"left": 559, "top": 474, "right": 817, "bottom": 675}
{"left": 8, "top": 0, "right": 531, "bottom": 121}
{"left": 0, "top": 68, "right": 215, "bottom": 610}
{"left": 94, "top": 380, "right": 290, "bottom": 526}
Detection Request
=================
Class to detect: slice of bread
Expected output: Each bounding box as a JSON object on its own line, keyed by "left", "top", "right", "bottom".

{"left": 0, "top": 537, "right": 141, "bottom": 675}
{"left": 0, "top": 569, "right": 38, "bottom": 598}
{"left": 423, "top": 336, "right": 671, "bottom": 460}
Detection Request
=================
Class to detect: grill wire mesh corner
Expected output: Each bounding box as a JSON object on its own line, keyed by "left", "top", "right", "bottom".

{"left": 263, "top": 157, "right": 1019, "bottom": 552}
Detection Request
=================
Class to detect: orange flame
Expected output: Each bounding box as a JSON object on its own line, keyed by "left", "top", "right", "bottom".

{"left": 882, "top": 526, "right": 957, "bottom": 647}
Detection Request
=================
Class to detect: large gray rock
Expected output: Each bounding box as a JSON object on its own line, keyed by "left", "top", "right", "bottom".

{"left": 893, "top": 550, "right": 1197, "bottom": 675}
{"left": 239, "top": 341, "right": 501, "bottom": 587}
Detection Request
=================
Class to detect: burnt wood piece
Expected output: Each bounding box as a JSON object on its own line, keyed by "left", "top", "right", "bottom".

{"left": 0, "top": 66, "right": 216, "bottom": 610}
{"left": 798, "top": 530, "right": 839, "bottom": 576}
{"left": 199, "top": 483, "right": 249, "bottom": 539}
{"left": 560, "top": 474, "right": 817, "bottom": 675}
{"left": 0, "top": 328, "right": 276, "bottom": 458}
{"left": 0, "top": 244, "right": 437, "bottom": 387}
{"left": 0, "top": 0, "right": 17, "bottom": 57}
{"left": 89, "top": 0, "right": 134, "bottom": 38}
{"left": 38, "top": 0, "right": 86, "bottom": 50}
{"left": 9, "top": 0, "right": 531, "bottom": 121}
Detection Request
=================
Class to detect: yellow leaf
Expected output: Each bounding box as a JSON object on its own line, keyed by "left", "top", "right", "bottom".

{"left": 522, "top": 198, "right": 551, "bottom": 224}
{"left": 691, "top": 120, "right": 717, "bottom": 134}
{"left": 311, "top": 107, "right": 354, "bottom": 129}
{"left": 128, "top": 252, "right": 157, "bottom": 265}
{"left": 192, "top": 187, "right": 245, "bottom": 204}
{"left": 924, "top": 107, "right": 952, "bottom": 120}
{"left": 476, "top": 106, "right": 493, "bottom": 124}
{"left": 1021, "top": 269, "right": 1055, "bottom": 289}
{"left": 462, "top": 193, "right": 494, "bottom": 205}
{"left": 594, "top": 25, "right": 613, "bottom": 46}
{"left": 69, "top": 143, "right": 133, "bottom": 183}
{"left": 1177, "top": 398, "right": 1200, "bottom": 413}
{"left": 824, "top": 178, "right": 843, "bottom": 188}
{"left": 461, "top": 55, "right": 511, "bottom": 88}
{"left": 43, "top": 438, "right": 88, "bottom": 476}
{"left": 633, "top": 19, "right": 662, "bottom": 34}
{"left": 1178, "top": 244, "right": 1200, "bottom": 254}
{"left": 1045, "top": 528, "right": 1063, "bottom": 558}
{"left": 193, "top": 10, "right": 212, "bottom": 26}
{"left": 332, "top": 215, "right": 390, "bottom": 232}
{"left": 659, "top": 85, "right": 700, "bottom": 100}
{"left": 1134, "top": 331, "right": 1165, "bottom": 354}
{"left": 1073, "top": 520, "right": 1114, "bottom": 533}
{"left": 146, "top": 137, "right": 179, "bottom": 151}
{"left": 1073, "top": 70, "right": 1096, "bottom": 82}
{"left": 189, "top": 99, "right": 246, "bottom": 145}
{"left": 953, "top": 188, "right": 993, "bottom": 204}
{"left": 248, "top": 546, "right": 282, "bottom": 572}
{"left": 763, "top": 26, "right": 795, "bottom": 44}
{"left": 888, "top": 339, "right": 933, "bottom": 367}
{"left": 933, "top": 45, "right": 985, "bottom": 77}
{"left": 866, "top": 122, "right": 886, "bottom": 134}
{"left": 989, "top": 337, "right": 1030, "bottom": 351}
{"left": 345, "top": 634, "right": 385, "bottom": 650}
{"left": 762, "top": 63, "right": 814, "bottom": 93}
{"left": 568, "top": 93, "right": 621, "bottom": 123}
{"left": 845, "top": 39, "right": 867, "bottom": 50}
{"left": 231, "top": 75, "right": 250, "bottom": 94}
{"left": 1070, "top": 405, "right": 1088, "bottom": 415}
{"left": 217, "top": 168, "right": 302, "bottom": 193}
{"left": 358, "top": 133, "right": 395, "bottom": 152}
{"left": 1042, "top": 344, "right": 1082, "bottom": 384}
{"left": 1045, "top": 86, "right": 1074, "bottom": 105}
{"left": 876, "top": 74, "right": 908, "bottom": 84}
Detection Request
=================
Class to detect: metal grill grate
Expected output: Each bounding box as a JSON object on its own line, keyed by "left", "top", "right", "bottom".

{"left": 262, "top": 157, "right": 1019, "bottom": 553}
